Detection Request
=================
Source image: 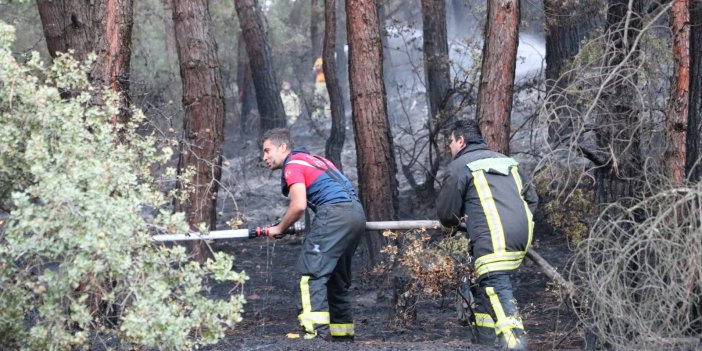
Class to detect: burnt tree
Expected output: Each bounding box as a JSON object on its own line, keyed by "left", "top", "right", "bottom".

{"left": 237, "top": 32, "right": 257, "bottom": 134}
{"left": 334, "top": 0, "right": 350, "bottom": 112}
{"left": 172, "top": 0, "right": 225, "bottom": 262}
{"left": 36, "top": 0, "right": 134, "bottom": 126}
{"left": 594, "top": 0, "right": 645, "bottom": 205}
{"left": 234, "top": 0, "right": 286, "bottom": 133}
{"left": 475, "top": 0, "right": 520, "bottom": 154}
{"left": 665, "top": 0, "right": 690, "bottom": 185}
{"left": 323, "top": 0, "right": 346, "bottom": 171}
{"left": 36, "top": 0, "right": 93, "bottom": 61}
{"left": 415, "top": 0, "right": 451, "bottom": 198}
{"left": 347, "top": 0, "right": 398, "bottom": 264}
{"left": 687, "top": 0, "right": 702, "bottom": 180}
{"left": 544, "top": 0, "right": 604, "bottom": 145}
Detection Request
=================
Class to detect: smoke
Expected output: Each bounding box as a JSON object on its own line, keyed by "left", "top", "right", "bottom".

{"left": 383, "top": 24, "right": 545, "bottom": 93}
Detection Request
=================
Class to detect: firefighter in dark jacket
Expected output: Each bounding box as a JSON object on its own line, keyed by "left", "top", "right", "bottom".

{"left": 437, "top": 119, "right": 538, "bottom": 350}
{"left": 262, "top": 128, "right": 365, "bottom": 342}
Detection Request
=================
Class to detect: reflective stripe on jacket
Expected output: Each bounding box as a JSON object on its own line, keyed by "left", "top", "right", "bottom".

{"left": 437, "top": 143, "right": 538, "bottom": 277}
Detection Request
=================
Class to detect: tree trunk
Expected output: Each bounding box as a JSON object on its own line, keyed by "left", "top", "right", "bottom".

{"left": 421, "top": 0, "right": 450, "bottom": 122}
{"left": 595, "top": 0, "right": 645, "bottom": 205}
{"left": 665, "top": 0, "right": 690, "bottom": 186}
{"left": 544, "top": 0, "right": 604, "bottom": 145}
{"left": 172, "top": 0, "right": 225, "bottom": 262}
{"left": 36, "top": 0, "right": 94, "bottom": 62}
{"left": 323, "top": 0, "right": 346, "bottom": 171}
{"left": 420, "top": 0, "right": 451, "bottom": 197}
{"left": 347, "top": 0, "right": 398, "bottom": 265}
{"left": 89, "top": 0, "right": 134, "bottom": 127}
{"left": 475, "top": 0, "right": 520, "bottom": 154}
{"left": 234, "top": 0, "right": 286, "bottom": 133}
{"left": 36, "top": 0, "right": 133, "bottom": 128}
{"left": 237, "top": 32, "right": 257, "bottom": 134}
{"left": 687, "top": 0, "right": 702, "bottom": 180}
{"left": 335, "top": 0, "right": 350, "bottom": 115}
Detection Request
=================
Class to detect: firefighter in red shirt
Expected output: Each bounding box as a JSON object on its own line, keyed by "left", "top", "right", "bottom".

{"left": 262, "top": 128, "right": 365, "bottom": 342}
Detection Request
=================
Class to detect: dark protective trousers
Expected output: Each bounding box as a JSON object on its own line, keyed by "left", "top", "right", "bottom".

{"left": 295, "top": 201, "right": 365, "bottom": 339}
{"left": 471, "top": 272, "right": 527, "bottom": 350}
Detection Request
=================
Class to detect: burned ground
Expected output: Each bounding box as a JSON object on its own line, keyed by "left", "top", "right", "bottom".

{"left": 201, "top": 120, "right": 582, "bottom": 351}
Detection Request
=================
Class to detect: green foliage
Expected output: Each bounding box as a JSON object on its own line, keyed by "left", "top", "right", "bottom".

{"left": 534, "top": 173, "right": 594, "bottom": 245}
{"left": 0, "top": 21, "right": 247, "bottom": 350}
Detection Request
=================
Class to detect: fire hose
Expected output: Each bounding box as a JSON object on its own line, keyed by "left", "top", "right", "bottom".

{"left": 152, "top": 219, "right": 574, "bottom": 334}
{"left": 150, "top": 220, "right": 571, "bottom": 293}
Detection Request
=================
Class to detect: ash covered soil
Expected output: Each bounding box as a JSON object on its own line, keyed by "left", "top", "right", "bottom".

{"left": 201, "top": 120, "right": 581, "bottom": 351}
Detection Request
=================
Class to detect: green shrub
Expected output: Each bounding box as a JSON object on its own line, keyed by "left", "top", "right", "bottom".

{"left": 0, "top": 21, "right": 246, "bottom": 350}
{"left": 534, "top": 172, "right": 594, "bottom": 245}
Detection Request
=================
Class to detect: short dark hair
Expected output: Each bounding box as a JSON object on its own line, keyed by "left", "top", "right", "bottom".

{"left": 262, "top": 128, "right": 294, "bottom": 150}
{"left": 450, "top": 119, "right": 482, "bottom": 142}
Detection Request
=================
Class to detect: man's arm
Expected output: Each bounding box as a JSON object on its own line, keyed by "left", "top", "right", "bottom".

{"left": 518, "top": 169, "right": 539, "bottom": 214}
{"left": 436, "top": 170, "right": 465, "bottom": 228}
{"left": 268, "top": 183, "right": 307, "bottom": 237}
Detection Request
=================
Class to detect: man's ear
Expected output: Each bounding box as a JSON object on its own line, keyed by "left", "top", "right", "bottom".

{"left": 457, "top": 135, "right": 466, "bottom": 147}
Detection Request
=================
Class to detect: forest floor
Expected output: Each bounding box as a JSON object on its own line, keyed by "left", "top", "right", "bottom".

{"left": 199, "top": 117, "right": 583, "bottom": 351}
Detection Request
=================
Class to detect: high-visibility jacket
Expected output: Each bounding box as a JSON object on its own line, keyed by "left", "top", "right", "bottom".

{"left": 437, "top": 142, "right": 538, "bottom": 278}
{"left": 313, "top": 57, "right": 325, "bottom": 84}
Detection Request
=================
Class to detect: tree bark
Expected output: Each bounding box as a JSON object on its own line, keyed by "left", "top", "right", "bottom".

{"left": 234, "top": 0, "right": 286, "bottom": 134}
{"left": 421, "top": 0, "right": 450, "bottom": 121}
{"left": 36, "top": 0, "right": 93, "bottom": 62}
{"left": 475, "top": 0, "right": 520, "bottom": 155}
{"left": 172, "top": 0, "right": 225, "bottom": 262}
{"left": 687, "top": 0, "right": 702, "bottom": 180}
{"left": 90, "top": 0, "right": 134, "bottom": 127}
{"left": 323, "top": 0, "right": 346, "bottom": 171}
{"left": 595, "top": 0, "right": 645, "bottom": 205}
{"left": 544, "top": 0, "right": 604, "bottom": 145}
{"left": 334, "top": 0, "right": 350, "bottom": 114}
{"left": 36, "top": 0, "right": 133, "bottom": 128}
{"left": 419, "top": 0, "right": 451, "bottom": 197}
{"left": 347, "top": 0, "right": 398, "bottom": 265}
{"left": 237, "top": 32, "right": 257, "bottom": 134}
{"left": 665, "top": 0, "right": 690, "bottom": 186}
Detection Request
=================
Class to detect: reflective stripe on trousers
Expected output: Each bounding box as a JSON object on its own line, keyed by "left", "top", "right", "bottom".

{"left": 472, "top": 273, "right": 526, "bottom": 349}
{"left": 295, "top": 202, "right": 364, "bottom": 339}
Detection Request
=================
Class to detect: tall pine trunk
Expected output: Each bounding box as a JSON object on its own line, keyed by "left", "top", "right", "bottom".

{"left": 687, "top": 0, "right": 702, "bottom": 180}
{"left": 234, "top": 0, "right": 286, "bottom": 133}
{"left": 36, "top": 0, "right": 134, "bottom": 126}
{"left": 665, "top": 0, "right": 690, "bottom": 185}
{"left": 475, "top": 0, "right": 520, "bottom": 154}
{"left": 172, "top": 0, "right": 225, "bottom": 262}
{"left": 347, "top": 0, "right": 398, "bottom": 265}
{"left": 418, "top": 0, "right": 450, "bottom": 198}
{"left": 237, "top": 32, "right": 257, "bottom": 134}
{"left": 323, "top": 0, "right": 346, "bottom": 171}
{"left": 544, "top": 0, "right": 603, "bottom": 146}
{"left": 595, "top": 0, "right": 644, "bottom": 205}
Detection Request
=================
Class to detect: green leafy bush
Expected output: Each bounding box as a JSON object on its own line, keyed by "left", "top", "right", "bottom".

{"left": 0, "top": 21, "right": 246, "bottom": 350}
{"left": 534, "top": 171, "right": 594, "bottom": 245}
